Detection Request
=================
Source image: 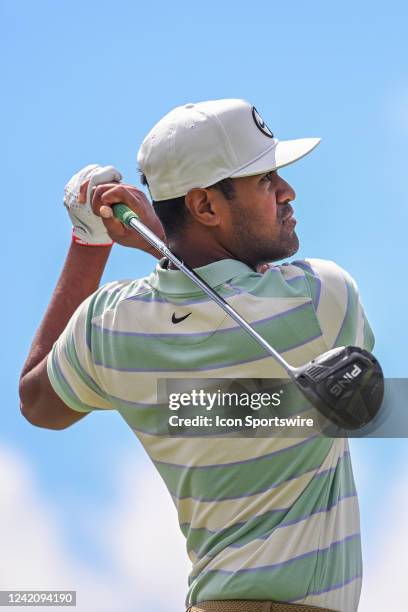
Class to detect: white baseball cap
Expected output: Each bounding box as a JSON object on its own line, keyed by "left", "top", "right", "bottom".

{"left": 137, "top": 98, "right": 321, "bottom": 202}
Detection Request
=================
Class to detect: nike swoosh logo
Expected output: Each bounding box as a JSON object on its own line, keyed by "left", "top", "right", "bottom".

{"left": 172, "top": 312, "right": 192, "bottom": 324}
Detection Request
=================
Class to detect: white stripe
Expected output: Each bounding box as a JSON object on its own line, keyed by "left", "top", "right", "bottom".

{"left": 294, "top": 575, "right": 362, "bottom": 612}
{"left": 176, "top": 469, "right": 317, "bottom": 530}
{"left": 137, "top": 434, "right": 315, "bottom": 468}
{"left": 190, "top": 495, "right": 360, "bottom": 573}
{"left": 309, "top": 259, "right": 349, "bottom": 348}
{"left": 52, "top": 343, "right": 111, "bottom": 410}
{"left": 176, "top": 440, "right": 343, "bottom": 531}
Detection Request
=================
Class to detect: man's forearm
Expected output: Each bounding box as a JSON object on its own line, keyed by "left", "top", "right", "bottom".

{"left": 21, "top": 242, "right": 112, "bottom": 379}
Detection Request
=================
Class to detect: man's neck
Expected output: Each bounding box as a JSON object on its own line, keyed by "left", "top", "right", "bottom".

{"left": 166, "top": 241, "right": 247, "bottom": 270}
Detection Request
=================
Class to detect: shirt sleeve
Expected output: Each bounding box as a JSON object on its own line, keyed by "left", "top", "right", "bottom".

{"left": 47, "top": 284, "right": 116, "bottom": 413}
{"left": 294, "top": 258, "right": 375, "bottom": 352}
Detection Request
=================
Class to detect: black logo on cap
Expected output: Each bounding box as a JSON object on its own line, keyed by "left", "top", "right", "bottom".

{"left": 251, "top": 107, "right": 274, "bottom": 138}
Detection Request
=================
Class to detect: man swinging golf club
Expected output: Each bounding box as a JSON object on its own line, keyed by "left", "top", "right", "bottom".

{"left": 19, "top": 99, "right": 376, "bottom": 611}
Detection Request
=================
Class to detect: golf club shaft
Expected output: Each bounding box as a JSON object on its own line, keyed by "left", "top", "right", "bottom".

{"left": 113, "top": 203, "right": 295, "bottom": 377}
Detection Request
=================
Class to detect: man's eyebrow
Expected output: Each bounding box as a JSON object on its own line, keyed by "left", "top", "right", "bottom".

{"left": 259, "top": 170, "right": 276, "bottom": 179}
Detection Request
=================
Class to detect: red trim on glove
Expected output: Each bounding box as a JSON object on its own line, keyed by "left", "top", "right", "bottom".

{"left": 72, "top": 229, "right": 113, "bottom": 247}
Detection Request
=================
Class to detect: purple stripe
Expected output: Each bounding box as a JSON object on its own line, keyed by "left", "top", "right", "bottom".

{"left": 187, "top": 494, "right": 358, "bottom": 559}
{"left": 227, "top": 486, "right": 356, "bottom": 546}
{"left": 288, "top": 572, "right": 362, "bottom": 602}
{"left": 286, "top": 274, "right": 307, "bottom": 284}
{"left": 124, "top": 284, "right": 246, "bottom": 306}
{"left": 179, "top": 507, "right": 286, "bottom": 535}
{"left": 63, "top": 343, "right": 107, "bottom": 398}
{"left": 227, "top": 272, "right": 306, "bottom": 291}
{"left": 225, "top": 492, "right": 358, "bottom": 550}
{"left": 108, "top": 393, "right": 153, "bottom": 409}
{"left": 183, "top": 489, "right": 356, "bottom": 545}
{"left": 52, "top": 354, "right": 94, "bottom": 412}
{"left": 181, "top": 452, "right": 351, "bottom": 536}
{"left": 90, "top": 301, "right": 313, "bottom": 340}
{"left": 125, "top": 293, "right": 232, "bottom": 306}
{"left": 153, "top": 435, "right": 319, "bottom": 470}
{"left": 127, "top": 275, "right": 305, "bottom": 305}
{"left": 224, "top": 282, "right": 247, "bottom": 295}
{"left": 192, "top": 534, "right": 360, "bottom": 579}
{"left": 171, "top": 453, "right": 350, "bottom": 503}
{"left": 271, "top": 490, "right": 356, "bottom": 531}
{"left": 93, "top": 330, "right": 323, "bottom": 373}
{"left": 174, "top": 465, "right": 321, "bottom": 503}
{"left": 292, "top": 260, "right": 322, "bottom": 309}
{"left": 334, "top": 275, "right": 352, "bottom": 346}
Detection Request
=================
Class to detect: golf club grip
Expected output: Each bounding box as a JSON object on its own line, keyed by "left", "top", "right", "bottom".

{"left": 112, "top": 202, "right": 172, "bottom": 258}
{"left": 112, "top": 203, "right": 138, "bottom": 226}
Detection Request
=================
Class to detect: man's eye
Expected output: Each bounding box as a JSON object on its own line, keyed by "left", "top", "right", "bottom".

{"left": 261, "top": 173, "right": 273, "bottom": 182}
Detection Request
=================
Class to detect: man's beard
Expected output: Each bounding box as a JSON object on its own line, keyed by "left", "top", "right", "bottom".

{"left": 229, "top": 203, "right": 299, "bottom": 267}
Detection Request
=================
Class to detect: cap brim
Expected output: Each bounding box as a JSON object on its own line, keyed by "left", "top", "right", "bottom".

{"left": 230, "top": 137, "right": 321, "bottom": 178}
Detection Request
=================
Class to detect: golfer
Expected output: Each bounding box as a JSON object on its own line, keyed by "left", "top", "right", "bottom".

{"left": 19, "top": 99, "right": 374, "bottom": 612}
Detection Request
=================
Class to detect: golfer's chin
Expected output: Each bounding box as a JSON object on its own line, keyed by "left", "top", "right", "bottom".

{"left": 284, "top": 232, "right": 299, "bottom": 258}
{"left": 272, "top": 232, "right": 299, "bottom": 262}
{"left": 255, "top": 239, "right": 299, "bottom": 267}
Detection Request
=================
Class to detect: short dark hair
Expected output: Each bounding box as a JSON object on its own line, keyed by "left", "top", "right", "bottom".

{"left": 139, "top": 171, "right": 236, "bottom": 239}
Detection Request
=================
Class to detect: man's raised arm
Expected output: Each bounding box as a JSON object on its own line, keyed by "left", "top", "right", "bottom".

{"left": 19, "top": 165, "right": 165, "bottom": 430}
{"left": 19, "top": 242, "right": 113, "bottom": 429}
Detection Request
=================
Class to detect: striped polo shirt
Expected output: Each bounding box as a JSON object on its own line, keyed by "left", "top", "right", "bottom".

{"left": 47, "top": 257, "right": 374, "bottom": 612}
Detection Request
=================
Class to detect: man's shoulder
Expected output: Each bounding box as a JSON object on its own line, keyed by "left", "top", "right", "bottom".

{"left": 88, "top": 276, "right": 153, "bottom": 313}
{"left": 278, "top": 257, "right": 352, "bottom": 277}
{"left": 271, "top": 258, "right": 358, "bottom": 293}
{"left": 260, "top": 258, "right": 356, "bottom": 289}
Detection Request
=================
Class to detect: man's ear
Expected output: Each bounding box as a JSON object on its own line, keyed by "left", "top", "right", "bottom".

{"left": 184, "top": 188, "right": 222, "bottom": 227}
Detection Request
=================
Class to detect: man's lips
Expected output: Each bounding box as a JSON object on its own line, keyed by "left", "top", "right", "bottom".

{"left": 282, "top": 210, "right": 296, "bottom": 224}
{"left": 280, "top": 204, "right": 295, "bottom": 223}
{"left": 283, "top": 216, "right": 297, "bottom": 228}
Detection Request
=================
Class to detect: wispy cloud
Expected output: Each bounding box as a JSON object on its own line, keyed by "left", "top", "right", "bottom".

{"left": 2, "top": 441, "right": 407, "bottom": 611}
{"left": 98, "top": 449, "right": 191, "bottom": 611}
{"left": 358, "top": 448, "right": 408, "bottom": 611}
{"left": 0, "top": 445, "right": 189, "bottom": 612}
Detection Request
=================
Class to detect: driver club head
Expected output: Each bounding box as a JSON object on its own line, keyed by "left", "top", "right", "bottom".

{"left": 294, "top": 346, "right": 384, "bottom": 431}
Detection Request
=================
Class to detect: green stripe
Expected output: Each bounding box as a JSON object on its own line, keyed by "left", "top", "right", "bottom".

{"left": 154, "top": 437, "right": 332, "bottom": 501}
{"left": 90, "top": 303, "right": 320, "bottom": 370}
{"left": 362, "top": 311, "right": 375, "bottom": 351}
{"left": 297, "top": 261, "right": 321, "bottom": 307}
{"left": 64, "top": 329, "right": 108, "bottom": 401}
{"left": 187, "top": 533, "right": 361, "bottom": 604}
{"left": 184, "top": 452, "right": 356, "bottom": 559}
{"left": 230, "top": 269, "right": 310, "bottom": 299}
{"left": 47, "top": 349, "right": 92, "bottom": 413}
{"left": 335, "top": 275, "right": 359, "bottom": 346}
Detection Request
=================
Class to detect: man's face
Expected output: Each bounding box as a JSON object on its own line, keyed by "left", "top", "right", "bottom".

{"left": 222, "top": 171, "right": 298, "bottom": 268}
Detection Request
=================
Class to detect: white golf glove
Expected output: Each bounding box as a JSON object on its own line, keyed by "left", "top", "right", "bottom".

{"left": 64, "top": 164, "right": 122, "bottom": 246}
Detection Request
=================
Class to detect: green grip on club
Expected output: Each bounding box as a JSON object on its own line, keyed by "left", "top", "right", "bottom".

{"left": 112, "top": 203, "right": 139, "bottom": 226}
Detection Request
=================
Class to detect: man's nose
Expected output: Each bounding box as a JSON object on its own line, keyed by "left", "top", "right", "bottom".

{"left": 277, "top": 177, "right": 296, "bottom": 204}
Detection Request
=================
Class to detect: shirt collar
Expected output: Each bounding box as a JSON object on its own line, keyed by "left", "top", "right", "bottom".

{"left": 147, "top": 258, "right": 254, "bottom": 295}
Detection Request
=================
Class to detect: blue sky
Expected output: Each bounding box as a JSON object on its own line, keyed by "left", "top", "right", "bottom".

{"left": 1, "top": 0, "right": 408, "bottom": 610}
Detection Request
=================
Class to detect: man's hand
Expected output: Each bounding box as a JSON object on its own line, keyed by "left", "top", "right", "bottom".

{"left": 90, "top": 183, "right": 166, "bottom": 258}
{"left": 64, "top": 164, "right": 122, "bottom": 246}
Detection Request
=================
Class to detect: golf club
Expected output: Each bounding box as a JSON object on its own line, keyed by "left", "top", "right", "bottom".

{"left": 112, "top": 203, "right": 384, "bottom": 431}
